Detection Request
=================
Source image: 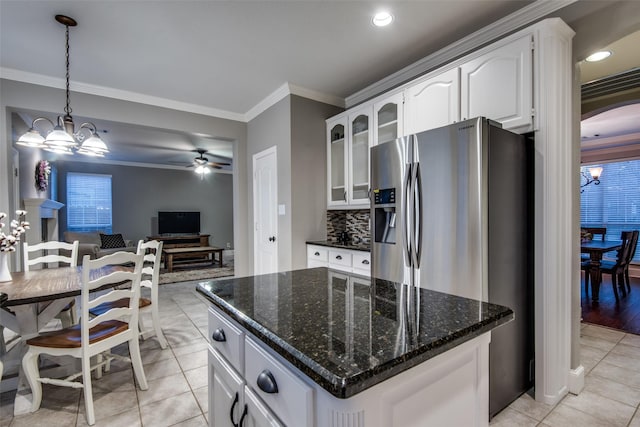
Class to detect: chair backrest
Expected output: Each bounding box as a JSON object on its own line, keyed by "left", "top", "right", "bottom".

{"left": 80, "top": 252, "right": 143, "bottom": 349}
{"left": 614, "top": 232, "right": 635, "bottom": 268}
{"left": 23, "top": 240, "right": 79, "bottom": 271}
{"left": 582, "top": 227, "right": 606, "bottom": 241}
{"left": 136, "top": 239, "right": 163, "bottom": 290}
{"left": 625, "top": 230, "right": 639, "bottom": 265}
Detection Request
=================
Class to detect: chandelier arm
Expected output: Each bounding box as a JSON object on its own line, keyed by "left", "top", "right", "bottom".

{"left": 32, "top": 117, "right": 55, "bottom": 130}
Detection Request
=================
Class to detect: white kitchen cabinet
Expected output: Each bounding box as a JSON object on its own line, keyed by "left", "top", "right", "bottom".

{"left": 307, "top": 244, "right": 371, "bottom": 276}
{"left": 461, "top": 34, "right": 533, "bottom": 132}
{"left": 373, "top": 92, "right": 404, "bottom": 145}
{"left": 347, "top": 106, "right": 372, "bottom": 206}
{"left": 327, "top": 116, "right": 348, "bottom": 207}
{"left": 242, "top": 387, "right": 284, "bottom": 427}
{"left": 209, "top": 349, "right": 245, "bottom": 427}
{"left": 404, "top": 67, "right": 460, "bottom": 135}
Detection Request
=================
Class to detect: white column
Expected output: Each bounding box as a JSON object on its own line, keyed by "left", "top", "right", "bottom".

{"left": 532, "top": 18, "right": 576, "bottom": 405}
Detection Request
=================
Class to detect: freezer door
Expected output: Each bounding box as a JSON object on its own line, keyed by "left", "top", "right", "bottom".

{"left": 413, "top": 118, "right": 485, "bottom": 301}
{"left": 371, "top": 137, "right": 411, "bottom": 285}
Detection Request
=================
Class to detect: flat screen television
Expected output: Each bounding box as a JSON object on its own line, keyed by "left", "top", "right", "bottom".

{"left": 158, "top": 211, "right": 200, "bottom": 235}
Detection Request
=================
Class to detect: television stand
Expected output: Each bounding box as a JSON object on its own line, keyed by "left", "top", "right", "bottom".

{"left": 147, "top": 234, "right": 210, "bottom": 249}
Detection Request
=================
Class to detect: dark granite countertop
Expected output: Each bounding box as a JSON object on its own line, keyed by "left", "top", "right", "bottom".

{"left": 196, "top": 267, "right": 513, "bottom": 399}
{"left": 306, "top": 240, "right": 371, "bottom": 252}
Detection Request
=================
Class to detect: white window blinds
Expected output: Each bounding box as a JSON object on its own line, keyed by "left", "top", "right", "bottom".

{"left": 581, "top": 160, "right": 640, "bottom": 263}
{"left": 66, "top": 172, "right": 113, "bottom": 233}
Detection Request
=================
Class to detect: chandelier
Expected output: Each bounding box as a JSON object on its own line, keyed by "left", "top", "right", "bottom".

{"left": 16, "top": 15, "right": 109, "bottom": 157}
{"left": 580, "top": 166, "right": 603, "bottom": 193}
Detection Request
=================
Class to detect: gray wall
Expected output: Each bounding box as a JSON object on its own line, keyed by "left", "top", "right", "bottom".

{"left": 1, "top": 79, "right": 250, "bottom": 275}
{"left": 246, "top": 95, "right": 342, "bottom": 273}
{"left": 54, "top": 160, "right": 233, "bottom": 247}
{"left": 291, "top": 96, "right": 343, "bottom": 268}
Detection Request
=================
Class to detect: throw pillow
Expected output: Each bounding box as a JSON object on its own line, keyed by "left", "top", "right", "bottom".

{"left": 100, "top": 233, "right": 126, "bottom": 249}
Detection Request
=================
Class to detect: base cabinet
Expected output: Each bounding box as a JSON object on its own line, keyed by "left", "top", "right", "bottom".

{"left": 307, "top": 244, "right": 370, "bottom": 276}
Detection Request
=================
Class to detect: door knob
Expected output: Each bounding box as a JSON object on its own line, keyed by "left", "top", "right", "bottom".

{"left": 268, "top": 236, "right": 276, "bottom": 242}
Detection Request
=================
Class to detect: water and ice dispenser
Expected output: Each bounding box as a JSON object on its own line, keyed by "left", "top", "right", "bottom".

{"left": 373, "top": 188, "right": 396, "bottom": 244}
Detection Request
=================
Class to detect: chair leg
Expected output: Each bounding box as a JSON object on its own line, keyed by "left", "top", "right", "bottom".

{"left": 82, "top": 355, "right": 95, "bottom": 426}
{"left": 625, "top": 269, "right": 632, "bottom": 293}
{"left": 21, "top": 349, "right": 42, "bottom": 412}
{"left": 618, "top": 273, "right": 627, "bottom": 296}
{"left": 612, "top": 273, "right": 620, "bottom": 301}
{"left": 129, "top": 337, "right": 148, "bottom": 390}
{"left": 584, "top": 269, "right": 590, "bottom": 299}
{"left": 151, "top": 305, "right": 168, "bottom": 350}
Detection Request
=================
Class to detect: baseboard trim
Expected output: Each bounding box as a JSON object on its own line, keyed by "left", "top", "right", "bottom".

{"left": 568, "top": 365, "right": 585, "bottom": 394}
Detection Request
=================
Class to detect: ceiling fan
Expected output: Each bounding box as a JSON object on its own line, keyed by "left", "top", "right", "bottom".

{"left": 190, "top": 148, "right": 231, "bottom": 170}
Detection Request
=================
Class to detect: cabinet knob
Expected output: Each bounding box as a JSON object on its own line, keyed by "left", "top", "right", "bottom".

{"left": 257, "top": 370, "right": 279, "bottom": 394}
{"left": 335, "top": 255, "right": 342, "bottom": 260}
{"left": 212, "top": 328, "right": 226, "bottom": 342}
{"left": 230, "top": 392, "right": 240, "bottom": 427}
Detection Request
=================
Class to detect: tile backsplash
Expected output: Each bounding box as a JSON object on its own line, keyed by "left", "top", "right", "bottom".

{"left": 327, "top": 209, "right": 370, "bottom": 244}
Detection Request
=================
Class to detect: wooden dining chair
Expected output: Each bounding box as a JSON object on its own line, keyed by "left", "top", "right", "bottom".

{"left": 581, "top": 227, "right": 606, "bottom": 261}
{"left": 21, "top": 252, "right": 148, "bottom": 426}
{"left": 88, "top": 240, "right": 167, "bottom": 349}
{"left": 23, "top": 240, "right": 80, "bottom": 327}
{"left": 583, "top": 231, "right": 634, "bottom": 301}
{"left": 622, "top": 230, "right": 639, "bottom": 294}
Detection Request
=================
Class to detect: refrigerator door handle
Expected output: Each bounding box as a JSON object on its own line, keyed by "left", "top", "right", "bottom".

{"left": 403, "top": 163, "right": 413, "bottom": 267}
{"left": 413, "top": 162, "right": 423, "bottom": 268}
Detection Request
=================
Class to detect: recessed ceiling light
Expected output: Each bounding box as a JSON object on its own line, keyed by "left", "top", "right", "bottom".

{"left": 585, "top": 50, "right": 612, "bottom": 62}
{"left": 373, "top": 11, "right": 393, "bottom": 27}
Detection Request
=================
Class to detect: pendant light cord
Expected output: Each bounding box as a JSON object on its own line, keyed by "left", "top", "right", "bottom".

{"left": 64, "top": 23, "right": 72, "bottom": 116}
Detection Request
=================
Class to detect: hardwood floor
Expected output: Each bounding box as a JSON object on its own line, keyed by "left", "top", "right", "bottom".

{"left": 581, "top": 273, "right": 640, "bottom": 334}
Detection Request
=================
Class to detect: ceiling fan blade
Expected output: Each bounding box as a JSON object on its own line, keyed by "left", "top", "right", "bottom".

{"left": 208, "top": 162, "right": 231, "bottom": 167}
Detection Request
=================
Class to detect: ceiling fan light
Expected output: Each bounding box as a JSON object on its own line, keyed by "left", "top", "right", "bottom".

{"left": 194, "top": 165, "right": 210, "bottom": 175}
{"left": 16, "top": 129, "right": 46, "bottom": 147}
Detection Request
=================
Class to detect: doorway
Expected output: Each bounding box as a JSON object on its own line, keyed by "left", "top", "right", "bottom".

{"left": 253, "top": 146, "right": 278, "bottom": 275}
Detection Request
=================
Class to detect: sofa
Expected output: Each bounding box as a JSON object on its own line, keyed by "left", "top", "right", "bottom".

{"left": 62, "top": 231, "right": 136, "bottom": 264}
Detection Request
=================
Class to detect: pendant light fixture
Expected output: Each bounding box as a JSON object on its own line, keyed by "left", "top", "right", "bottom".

{"left": 16, "top": 15, "right": 109, "bottom": 157}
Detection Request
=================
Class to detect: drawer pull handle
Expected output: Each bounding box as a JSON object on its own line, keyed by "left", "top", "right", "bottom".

{"left": 239, "top": 404, "right": 248, "bottom": 427}
{"left": 257, "top": 370, "right": 279, "bottom": 394}
{"left": 230, "top": 392, "right": 240, "bottom": 427}
{"left": 314, "top": 252, "right": 320, "bottom": 256}
{"left": 362, "top": 259, "right": 370, "bottom": 265}
{"left": 336, "top": 255, "right": 342, "bottom": 260}
{"left": 212, "top": 328, "right": 226, "bottom": 342}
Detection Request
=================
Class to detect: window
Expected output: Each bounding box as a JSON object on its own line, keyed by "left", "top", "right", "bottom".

{"left": 581, "top": 160, "right": 640, "bottom": 263}
{"left": 66, "top": 173, "right": 112, "bottom": 233}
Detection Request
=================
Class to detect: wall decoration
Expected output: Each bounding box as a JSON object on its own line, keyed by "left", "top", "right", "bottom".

{"left": 35, "top": 160, "right": 51, "bottom": 192}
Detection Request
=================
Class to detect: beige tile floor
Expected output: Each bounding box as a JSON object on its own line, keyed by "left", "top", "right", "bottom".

{"left": 2, "top": 281, "right": 640, "bottom": 426}
{"left": 1, "top": 280, "right": 212, "bottom": 427}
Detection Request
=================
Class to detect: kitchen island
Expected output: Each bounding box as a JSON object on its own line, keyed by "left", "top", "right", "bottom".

{"left": 196, "top": 268, "right": 513, "bottom": 427}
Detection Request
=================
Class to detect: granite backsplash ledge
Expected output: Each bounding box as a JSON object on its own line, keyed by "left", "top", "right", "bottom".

{"left": 327, "top": 209, "right": 370, "bottom": 244}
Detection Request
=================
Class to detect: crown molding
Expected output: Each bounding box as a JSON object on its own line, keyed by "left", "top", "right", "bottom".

{"left": 0, "top": 67, "right": 246, "bottom": 122}
{"left": 345, "top": 0, "right": 578, "bottom": 108}
{"left": 245, "top": 83, "right": 345, "bottom": 122}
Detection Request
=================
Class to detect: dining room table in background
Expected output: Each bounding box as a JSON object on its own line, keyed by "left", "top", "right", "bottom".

{"left": 580, "top": 240, "right": 623, "bottom": 303}
{"left": 0, "top": 264, "right": 129, "bottom": 415}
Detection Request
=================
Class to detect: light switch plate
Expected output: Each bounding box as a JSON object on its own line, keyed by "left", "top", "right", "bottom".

{"left": 278, "top": 204, "right": 286, "bottom": 215}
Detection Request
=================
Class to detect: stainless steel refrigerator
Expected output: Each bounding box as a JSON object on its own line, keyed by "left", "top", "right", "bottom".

{"left": 370, "top": 117, "right": 533, "bottom": 418}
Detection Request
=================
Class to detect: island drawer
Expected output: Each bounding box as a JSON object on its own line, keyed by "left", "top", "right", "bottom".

{"left": 208, "top": 307, "right": 245, "bottom": 374}
{"left": 245, "top": 337, "right": 313, "bottom": 427}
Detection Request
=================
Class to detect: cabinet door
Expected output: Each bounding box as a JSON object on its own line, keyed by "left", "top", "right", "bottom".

{"left": 242, "top": 386, "right": 284, "bottom": 427}
{"left": 404, "top": 67, "right": 460, "bottom": 135}
{"left": 210, "top": 349, "right": 245, "bottom": 427}
{"left": 373, "top": 92, "right": 404, "bottom": 145}
{"left": 327, "top": 117, "right": 348, "bottom": 207}
{"left": 460, "top": 35, "right": 533, "bottom": 131}
{"left": 348, "top": 107, "right": 372, "bottom": 206}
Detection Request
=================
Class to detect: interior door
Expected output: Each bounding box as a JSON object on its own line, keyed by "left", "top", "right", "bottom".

{"left": 253, "top": 146, "right": 278, "bottom": 275}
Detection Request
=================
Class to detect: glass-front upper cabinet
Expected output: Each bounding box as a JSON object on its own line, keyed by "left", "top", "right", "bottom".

{"left": 373, "top": 92, "right": 404, "bottom": 145}
{"left": 327, "top": 116, "right": 347, "bottom": 207}
{"left": 348, "top": 106, "right": 372, "bottom": 206}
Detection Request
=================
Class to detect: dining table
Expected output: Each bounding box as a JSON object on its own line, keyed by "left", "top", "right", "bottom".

{"left": 580, "top": 240, "right": 622, "bottom": 303}
{"left": 0, "top": 265, "right": 129, "bottom": 415}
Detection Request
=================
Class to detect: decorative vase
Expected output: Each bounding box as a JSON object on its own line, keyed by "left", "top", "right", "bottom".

{"left": 0, "top": 252, "right": 12, "bottom": 282}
